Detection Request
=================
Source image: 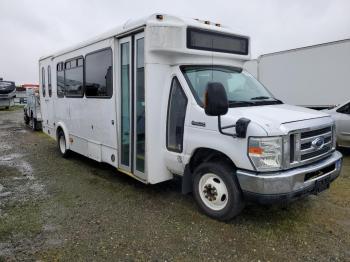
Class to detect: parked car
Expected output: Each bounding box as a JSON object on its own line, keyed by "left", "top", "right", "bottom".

{"left": 324, "top": 100, "right": 350, "bottom": 148}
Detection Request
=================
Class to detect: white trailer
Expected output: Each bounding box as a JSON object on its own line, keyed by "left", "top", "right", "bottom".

{"left": 244, "top": 39, "right": 350, "bottom": 109}
{"left": 39, "top": 14, "right": 342, "bottom": 220}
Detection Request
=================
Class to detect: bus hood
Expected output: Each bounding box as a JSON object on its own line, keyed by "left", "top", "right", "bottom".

{"left": 228, "top": 104, "right": 331, "bottom": 135}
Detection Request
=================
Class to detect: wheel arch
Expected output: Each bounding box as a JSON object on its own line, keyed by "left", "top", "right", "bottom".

{"left": 182, "top": 147, "right": 237, "bottom": 194}
{"left": 56, "top": 122, "right": 70, "bottom": 150}
{"left": 188, "top": 147, "right": 237, "bottom": 173}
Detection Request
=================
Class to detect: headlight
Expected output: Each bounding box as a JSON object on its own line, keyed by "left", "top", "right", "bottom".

{"left": 248, "top": 137, "right": 283, "bottom": 171}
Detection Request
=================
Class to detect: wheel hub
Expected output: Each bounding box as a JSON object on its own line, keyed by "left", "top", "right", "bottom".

{"left": 198, "top": 173, "right": 229, "bottom": 211}
{"left": 203, "top": 184, "right": 218, "bottom": 201}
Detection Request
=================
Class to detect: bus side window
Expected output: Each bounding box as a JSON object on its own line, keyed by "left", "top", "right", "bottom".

{"left": 41, "top": 67, "right": 46, "bottom": 97}
{"left": 65, "top": 58, "right": 84, "bottom": 97}
{"left": 166, "top": 77, "right": 188, "bottom": 153}
{"left": 48, "top": 65, "right": 52, "bottom": 97}
{"left": 85, "top": 48, "right": 113, "bottom": 98}
{"left": 57, "top": 62, "right": 65, "bottom": 97}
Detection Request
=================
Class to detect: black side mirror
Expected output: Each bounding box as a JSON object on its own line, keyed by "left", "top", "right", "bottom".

{"left": 204, "top": 82, "right": 228, "bottom": 116}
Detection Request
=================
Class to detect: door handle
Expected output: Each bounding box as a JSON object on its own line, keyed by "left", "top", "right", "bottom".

{"left": 191, "top": 121, "right": 206, "bottom": 127}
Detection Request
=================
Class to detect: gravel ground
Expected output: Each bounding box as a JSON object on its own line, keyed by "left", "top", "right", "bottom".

{"left": 0, "top": 108, "right": 349, "bottom": 261}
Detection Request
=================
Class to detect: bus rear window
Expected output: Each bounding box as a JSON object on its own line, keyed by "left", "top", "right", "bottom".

{"left": 187, "top": 27, "right": 249, "bottom": 55}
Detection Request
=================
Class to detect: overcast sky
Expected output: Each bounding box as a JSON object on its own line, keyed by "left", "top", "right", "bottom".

{"left": 0, "top": 0, "right": 349, "bottom": 84}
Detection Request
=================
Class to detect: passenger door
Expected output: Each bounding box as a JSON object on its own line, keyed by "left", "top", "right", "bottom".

{"left": 46, "top": 65, "right": 55, "bottom": 135}
{"left": 118, "top": 32, "right": 146, "bottom": 180}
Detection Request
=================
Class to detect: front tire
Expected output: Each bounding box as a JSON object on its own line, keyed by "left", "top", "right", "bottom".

{"left": 57, "top": 130, "right": 70, "bottom": 158}
{"left": 193, "top": 161, "right": 244, "bottom": 221}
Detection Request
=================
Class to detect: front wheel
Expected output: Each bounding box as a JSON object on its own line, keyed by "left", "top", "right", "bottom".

{"left": 193, "top": 161, "right": 244, "bottom": 221}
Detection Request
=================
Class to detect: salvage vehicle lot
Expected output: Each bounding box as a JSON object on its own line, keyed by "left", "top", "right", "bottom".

{"left": 0, "top": 108, "right": 349, "bottom": 261}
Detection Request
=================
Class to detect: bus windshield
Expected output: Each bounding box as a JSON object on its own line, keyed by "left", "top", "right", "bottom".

{"left": 181, "top": 65, "right": 282, "bottom": 107}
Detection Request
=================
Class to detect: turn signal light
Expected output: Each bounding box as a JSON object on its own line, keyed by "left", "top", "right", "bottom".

{"left": 248, "top": 147, "right": 263, "bottom": 156}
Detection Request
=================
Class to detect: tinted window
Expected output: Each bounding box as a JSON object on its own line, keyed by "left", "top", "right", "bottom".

{"left": 85, "top": 49, "right": 113, "bottom": 97}
{"left": 41, "top": 67, "right": 46, "bottom": 97}
{"left": 187, "top": 27, "right": 249, "bottom": 55}
{"left": 167, "top": 77, "right": 188, "bottom": 152}
{"left": 120, "top": 42, "right": 131, "bottom": 167}
{"left": 57, "top": 62, "right": 65, "bottom": 97}
{"left": 48, "top": 65, "right": 52, "bottom": 97}
{"left": 65, "top": 58, "right": 84, "bottom": 97}
{"left": 337, "top": 103, "right": 350, "bottom": 114}
{"left": 135, "top": 38, "right": 145, "bottom": 172}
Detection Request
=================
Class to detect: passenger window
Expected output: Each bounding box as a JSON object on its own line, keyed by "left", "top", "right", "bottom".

{"left": 41, "top": 67, "right": 46, "bottom": 97}
{"left": 57, "top": 62, "right": 65, "bottom": 98}
{"left": 65, "top": 58, "right": 84, "bottom": 97}
{"left": 167, "top": 77, "right": 188, "bottom": 152}
{"left": 48, "top": 65, "right": 52, "bottom": 97}
{"left": 85, "top": 49, "right": 113, "bottom": 98}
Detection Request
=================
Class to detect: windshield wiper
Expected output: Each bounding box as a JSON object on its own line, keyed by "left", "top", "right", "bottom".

{"left": 228, "top": 100, "right": 256, "bottom": 107}
{"left": 250, "top": 96, "right": 283, "bottom": 104}
{"left": 251, "top": 96, "right": 273, "bottom": 100}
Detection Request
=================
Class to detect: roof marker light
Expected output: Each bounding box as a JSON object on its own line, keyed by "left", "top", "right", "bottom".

{"left": 156, "top": 14, "right": 164, "bottom": 20}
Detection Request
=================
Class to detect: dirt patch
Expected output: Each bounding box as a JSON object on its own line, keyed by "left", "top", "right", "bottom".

{"left": 0, "top": 108, "right": 349, "bottom": 261}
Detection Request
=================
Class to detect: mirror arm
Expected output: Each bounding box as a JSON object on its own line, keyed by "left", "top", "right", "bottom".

{"left": 218, "top": 116, "right": 237, "bottom": 138}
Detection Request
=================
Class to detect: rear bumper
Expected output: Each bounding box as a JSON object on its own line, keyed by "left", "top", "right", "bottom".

{"left": 236, "top": 151, "right": 343, "bottom": 204}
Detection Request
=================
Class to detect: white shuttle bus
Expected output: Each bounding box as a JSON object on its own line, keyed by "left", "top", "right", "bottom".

{"left": 39, "top": 14, "right": 343, "bottom": 220}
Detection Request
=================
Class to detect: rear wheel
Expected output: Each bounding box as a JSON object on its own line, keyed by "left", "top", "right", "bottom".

{"left": 193, "top": 161, "right": 244, "bottom": 221}
{"left": 57, "top": 130, "right": 70, "bottom": 158}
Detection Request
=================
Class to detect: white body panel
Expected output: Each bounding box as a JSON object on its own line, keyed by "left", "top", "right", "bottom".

{"left": 244, "top": 39, "right": 350, "bottom": 108}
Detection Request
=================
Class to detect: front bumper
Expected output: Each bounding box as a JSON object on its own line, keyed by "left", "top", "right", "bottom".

{"left": 236, "top": 151, "right": 343, "bottom": 204}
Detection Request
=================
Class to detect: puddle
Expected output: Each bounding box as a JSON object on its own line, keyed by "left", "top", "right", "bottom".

{"left": 0, "top": 191, "right": 12, "bottom": 198}
{"left": 0, "top": 153, "right": 24, "bottom": 162}
{"left": 0, "top": 153, "right": 44, "bottom": 214}
{"left": 0, "top": 153, "right": 34, "bottom": 179}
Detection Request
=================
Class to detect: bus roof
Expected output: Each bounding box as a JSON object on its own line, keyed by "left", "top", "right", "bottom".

{"left": 40, "top": 14, "right": 249, "bottom": 61}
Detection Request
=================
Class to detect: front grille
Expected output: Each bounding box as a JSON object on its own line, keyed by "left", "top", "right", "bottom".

{"left": 300, "top": 127, "right": 331, "bottom": 139}
{"left": 289, "top": 125, "right": 334, "bottom": 167}
{"left": 301, "top": 145, "right": 331, "bottom": 161}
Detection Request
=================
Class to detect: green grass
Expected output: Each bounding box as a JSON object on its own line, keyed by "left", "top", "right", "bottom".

{"left": 0, "top": 202, "right": 43, "bottom": 241}
{"left": 0, "top": 105, "right": 25, "bottom": 111}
